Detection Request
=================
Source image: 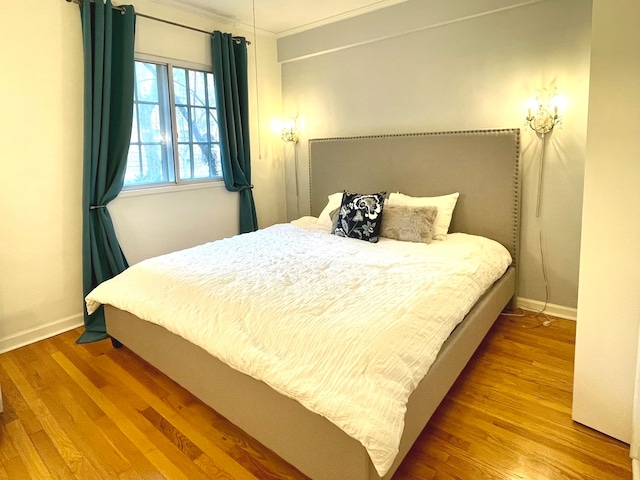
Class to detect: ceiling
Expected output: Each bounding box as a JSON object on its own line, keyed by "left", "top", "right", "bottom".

{"left": 151, "top": 0, "right": 409, "bottom": 36}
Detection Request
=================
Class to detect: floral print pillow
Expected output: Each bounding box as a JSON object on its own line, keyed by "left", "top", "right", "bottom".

{"left": 332, "top": 191, "right": 386, "bottom": 243}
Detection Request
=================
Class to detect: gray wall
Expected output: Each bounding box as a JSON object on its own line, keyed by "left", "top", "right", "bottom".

{"left": 279, "top": 0, "right": 592, "bottom": 310}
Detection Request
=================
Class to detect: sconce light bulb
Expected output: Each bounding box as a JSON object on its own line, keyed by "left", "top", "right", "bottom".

{"left": 549, "top": 93, "right": 567, "bottom": 117}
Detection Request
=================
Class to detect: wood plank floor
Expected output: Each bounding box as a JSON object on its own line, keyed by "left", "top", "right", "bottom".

{"left": 0, "top": 310, "right": 632, "bottom": 479}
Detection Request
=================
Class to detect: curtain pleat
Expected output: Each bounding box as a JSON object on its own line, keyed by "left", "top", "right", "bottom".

{"left": 211, "top": 31, "right": 258, "bottom": 234}
{"left": 78, "top": 0, "right": 136, "bottom": 343}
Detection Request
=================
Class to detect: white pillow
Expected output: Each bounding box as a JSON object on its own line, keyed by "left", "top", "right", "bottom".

{"left": 387, "top": 192, "right": 459, "bottom": 240}
{"left": 316, "top": 192, "right": 344, "bottom": 230}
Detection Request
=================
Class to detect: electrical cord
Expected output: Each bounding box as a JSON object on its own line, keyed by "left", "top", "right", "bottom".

{"left": 503, "top": 132, "right": 553, "bottom": 328}
{"left": 535, "top": 132, "right": 552, "bottom": 324}
{"left": 293, "top": 144, "right": 300, "bottom": 218}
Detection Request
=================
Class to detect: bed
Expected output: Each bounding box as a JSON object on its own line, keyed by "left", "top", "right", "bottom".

{"left": 90, "top": 129, "right": 521, "bottom": 480}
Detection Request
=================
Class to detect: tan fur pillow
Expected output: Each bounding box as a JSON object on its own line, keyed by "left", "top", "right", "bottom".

{"left": 380, "top": 205, "right": 438, "bottom": 243}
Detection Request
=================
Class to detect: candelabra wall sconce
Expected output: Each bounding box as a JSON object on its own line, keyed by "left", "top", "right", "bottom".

{"left": 272, "top": 118, "right": 301, "bottom": 218}
{"left": 526, "top": 90, "right": 567, "bottom": 217}
{"left": 524, "top": 88, "right": 567, "bottom": 315}
{"left": 273, "top": 119, "right": 299, "bottom": 143}
{"left": 525, "top": 92, "right": 566, "bottom": 134}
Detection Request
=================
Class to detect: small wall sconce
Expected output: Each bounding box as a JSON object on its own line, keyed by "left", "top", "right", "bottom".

{"left": 525, "top": 92, "right": 566, "bottom": 134}
{"left": 272, "top": 119, "right": 299, "bottom": 143}
{"left": 525, "top": 89, "right": 567, "bottom": 218}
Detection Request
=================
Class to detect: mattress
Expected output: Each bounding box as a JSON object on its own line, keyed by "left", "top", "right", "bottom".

{"left": 86, "top": 221, "right": 512, "bottom": 476}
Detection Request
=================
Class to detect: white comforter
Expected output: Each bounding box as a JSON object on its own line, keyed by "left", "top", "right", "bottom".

{"left": 86, "top": 220, "right": 511, "bottom": 476}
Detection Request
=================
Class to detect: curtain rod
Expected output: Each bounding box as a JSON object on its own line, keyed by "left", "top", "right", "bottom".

{"left": 65, "top": 0, "right": 251, "bottom": 44}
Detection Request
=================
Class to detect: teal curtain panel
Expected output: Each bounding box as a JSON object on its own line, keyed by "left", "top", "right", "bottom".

{"left": 211, "top": 31, "right": 258, "bottom": 234}
{"left": 78, "top": 0, "right": 136, "bottom": 343}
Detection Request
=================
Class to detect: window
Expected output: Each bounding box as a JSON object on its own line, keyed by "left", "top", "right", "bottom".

{"left": 125, "top": 60, "right": 222, "bottom": 188}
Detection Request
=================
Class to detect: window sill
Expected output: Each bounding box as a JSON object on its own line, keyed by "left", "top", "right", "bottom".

{"left": 118, "top": 180, "right": 226, "bottom": 199}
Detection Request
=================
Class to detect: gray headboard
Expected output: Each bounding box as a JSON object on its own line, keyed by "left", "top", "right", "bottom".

{"left": 308, "top": 129, "right": 521, "bottom": 266}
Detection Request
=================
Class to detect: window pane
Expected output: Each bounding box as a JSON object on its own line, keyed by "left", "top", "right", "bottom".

{"left": 211, "top": 144, "right": 221, "bottom": 176}
{"left": 173, "top": 68, "right": 187, "bottom": 105}
{"left": 208, "top": 110, "right": 219, "bottom": 142}
{"left": 138, "top": 104, "right": 162, "bottom": 143}
{"left": 178, "top": 144, "right": 192, "bottom": 180}
{"left": 189, "top": 70, "right": 206, "bottom": 106}
{"left": 135, "top": 62, "right": 159, "bottom": 102}
{"left": 172, "top": 67, "right": 222, "bottom": 182}
{"left": 192, "top": 144, "right": 210, "bottom": 179}
{"left": 125, "top": 145, "right": 141, "bottom": 184}
{"left": 175, "top": 106, "right": 190, "bottom": 142}
{"left": 125, "top": 61, "right": 175, "bottom": 187}
{"left": 130, "top": 105, "right": 139, "bottom": 142}
{"left": 206, "top": 73, "right": 216, "bottom": 107}
{"left": 125, "top": 144, "right": 171, "bottom": 186}
{"left": 140, "top": 144, "right": 165, "bottom": 182}
{"left": 191, "top": 107, "right": 208, "bottom": 144}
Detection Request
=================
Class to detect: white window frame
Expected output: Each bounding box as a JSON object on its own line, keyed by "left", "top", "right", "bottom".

{"left": 124, "top": 53, "right": 224, "bottom": 192}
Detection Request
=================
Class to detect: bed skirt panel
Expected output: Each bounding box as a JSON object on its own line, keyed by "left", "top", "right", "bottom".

{"left": 105, "top": 266, "right": 515, "bottom": 480}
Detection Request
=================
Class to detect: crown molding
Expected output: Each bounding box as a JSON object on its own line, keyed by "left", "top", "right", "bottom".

{"left": 147, "top": 0, "right": 275, "bottom": 37}
{"left": 147, "top": 0, "right": 409, "bottom": 38}
{"left": 275, "top": 0, "right": 408, "bottom": 37}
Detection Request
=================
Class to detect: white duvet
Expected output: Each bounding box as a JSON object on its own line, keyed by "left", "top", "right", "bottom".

{"left": 86, "top": 219, "right": 511, "bottom": 476}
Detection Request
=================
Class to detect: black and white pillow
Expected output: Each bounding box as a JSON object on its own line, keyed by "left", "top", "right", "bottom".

{"left": 332, "top": 191, "right": 386, "bottom": 243}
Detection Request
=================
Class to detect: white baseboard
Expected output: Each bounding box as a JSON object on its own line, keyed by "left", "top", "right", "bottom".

{"left": 0, "top": 313, "right": 84, "bottom": 354}
{"left": 516, "top": 297, "right": 577, "bottom": 321}
{"left": 0, "top": 299, "right": 579, "bottom": 353}
{"left": 632, "top": 458, "right": 638, "bottom": 480}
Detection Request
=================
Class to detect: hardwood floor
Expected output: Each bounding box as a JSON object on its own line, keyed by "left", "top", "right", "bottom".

{"left": 0, "top": 311, "right": 632, "bottom": 479}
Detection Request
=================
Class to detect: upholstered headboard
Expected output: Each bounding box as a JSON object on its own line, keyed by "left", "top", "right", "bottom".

{"left": 308, "top": 129, "right": 521, "bottom": 266}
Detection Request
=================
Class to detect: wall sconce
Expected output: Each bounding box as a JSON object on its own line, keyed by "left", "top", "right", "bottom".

{"left": 272, "top": 119, "right": 299, "bottom": 143}
{"left": 525, "top": 92, "right": 566, "bottom": 134}
{"left": 525, "top": 89, "right": 567, "bottom": 218}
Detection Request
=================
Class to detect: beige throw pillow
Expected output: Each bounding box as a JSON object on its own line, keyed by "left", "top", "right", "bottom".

{"left": 380, "top": 204, "right": 438, "bottom": 244}
{"left": 387, "top": 192, "right": 459, "bottom": 240}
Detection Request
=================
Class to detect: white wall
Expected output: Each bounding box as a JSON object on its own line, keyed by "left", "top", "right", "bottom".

{"left": 0, "top": 0, "right": 84, "bottom": 352}
{"left": 107, "top": 0, "right": 286, "bottom": 264}
{"left": 0, "top": 0, "right": 285, "bottom": 351}
{"left": 278, "top": 0, "right": 591, "bottom": 311}
{"left": 109, "top": 185, "right": 239, "bottom": 265}
{"left": 573, "top": 0, "right": 640, "bottom": 444}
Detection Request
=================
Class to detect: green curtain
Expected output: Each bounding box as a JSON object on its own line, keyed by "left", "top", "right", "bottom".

{"left": 78, "top": 0, "right": 136, "bottom": 343}
{"left": 211, "top": 31, "right": 258, "bottom": 234}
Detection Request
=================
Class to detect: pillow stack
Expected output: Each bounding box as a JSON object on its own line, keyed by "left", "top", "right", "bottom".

{"left": 317, "top": 191, "right": 460, "bottom": 244}
{"left": 386, "top": 192, "right": 459, "bottom": 241}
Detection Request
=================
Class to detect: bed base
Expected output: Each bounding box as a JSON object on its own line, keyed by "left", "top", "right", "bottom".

{"left": 105, "top": 267, "right": 514, "bottom": 480}
{"left": 106, "top": 129, "right": 521, "bottom": 478}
